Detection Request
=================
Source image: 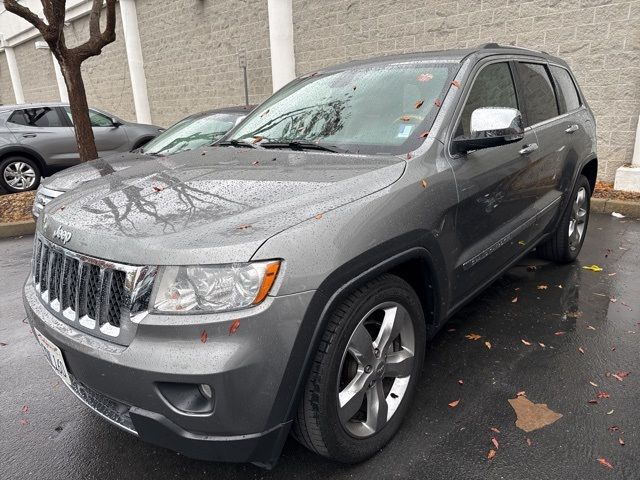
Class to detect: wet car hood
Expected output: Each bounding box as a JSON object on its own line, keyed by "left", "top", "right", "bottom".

{"left": 42, "top": 152, "right": 151, "bottom": 192}
{"left": 40, "top": 147, "right": 406, "bottom": 265}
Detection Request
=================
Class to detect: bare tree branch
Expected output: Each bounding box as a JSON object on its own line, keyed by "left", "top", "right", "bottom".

{"left": 3, "top": 0, "right": 49, "bottom": 35}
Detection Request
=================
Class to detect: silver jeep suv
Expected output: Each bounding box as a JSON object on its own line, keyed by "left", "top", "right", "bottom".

{"left": 24, "top": 44, "right": 596, "bottom": 468}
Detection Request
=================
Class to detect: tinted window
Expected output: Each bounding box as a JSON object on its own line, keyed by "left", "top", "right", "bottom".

{"left": 517, "top": 63, "right": 558, "bottom": 125}
{"left": 64, "top": 107, "right": 115, "bottom": 127}
{"left": 229, "top": 63, "right": 457, "bottom": 155}
{"left": 8, "top": 107, "right": 63, "bottom": 127}
{"left": 550, "top": 66, "right": 580, "bottom": 113}
{"left": 456, "top": 62, "right": 517, "bottom": 137}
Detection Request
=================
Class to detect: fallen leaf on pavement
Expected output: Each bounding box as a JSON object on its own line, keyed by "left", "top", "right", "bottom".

{"left": 538, "top": 342, "right": 546, "bottom": 348}
{"left": 491, "top": 437, "right": 499, "bottom": 449}
{"left": 512, "top": 296, "right": 518, "bottom": 303}
{"left": 508, "top": 396, "right": 562, "bottom": 432}
{"left": 614, "top": 371, "right": 630, "bottom": 380}
{"left": 526, "top": 438, "right": 532, "bottom": 446}
{"left": 619, "top": 437, "right": 625, "bottom": 446}
{"left": 608, "top": 426, "right": 619, "bottom": 432}
{"left": 20, "top": 419, "right": 28, "bottom": 426}
{"left": 485, "top": 341, "right": 492, "bottom": 349}
{"left": 420, "top": 179, "right": 428, "bottom": 188}
{"left": 566, "top": 310, "right": 582, "bottom": 318}
{"left": 521, "top": 339, "right": 533, "bottom": 346}
{"left": 458, "top": 379, "right": 464, "bottom": 385}
{"left": 588, "top": 399, "right": 599, "bottom": 404}
{"left": 597, "top": 458, "right": 613, "bottom": 469}
{"left": 448, "top": 399, "right": 460, "bottom": 408}
{"left": 200, "top": 330, "right": 208, "bottom": 343}
{"left": 597, "top": 391, "right": 610, "bottom": 399}
{"left": 517, "top": 391, "right": 526, "bottom": 397}
{"left": 487, "top": 449, "right": 496, "bottom": 460}
{"left": 587, "top": 325, "right": 596, "bottom": 330}
{"left": 537, "top": 285, "right": 548, "bottom": 290}
{"left": 554, "top": 331, "right": 566, "bottom": 336}
{"left": 21, "top": 405, "right": 29, "bottom": 414}
{"left": 607, "top": 409, "right": 614, "bottom": 415}
{"left": 590, "top": 381, "right": 598, "bottom": 387}
{"left": 583, "top": 264, "right": 603, "bottom": 272}
{"left": 490, "top": 427, "right": 500, "bottom": 434}
{"left": 465, "top": 333, "right": 482, "bottom": 340}
{"left": 578, "top": 347, "right": 585, "bottom": 354}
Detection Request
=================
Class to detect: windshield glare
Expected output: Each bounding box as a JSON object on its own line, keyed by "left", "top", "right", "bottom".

{"left": 143, "top": 113, "right": 242, "bottom": 155}
{"left": 229, "top": 62, "right": 457, "bottom": 154}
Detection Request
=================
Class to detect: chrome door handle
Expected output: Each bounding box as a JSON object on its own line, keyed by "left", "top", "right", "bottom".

{"left": 519, "top": 143, "right": 539, "bottom": 155}
{"left": 22, "top": 133, "right": 37, "bottom": 138}
{"left": 565, "top": 124, "right": 579, "bottom": 133}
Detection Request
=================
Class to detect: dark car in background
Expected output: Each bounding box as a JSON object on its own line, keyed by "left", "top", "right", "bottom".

{"left": 32, "top": 105, "right": 254, "bottom": 216}
{"left": 0, "top": 102, "right": 163, "bottom": 193}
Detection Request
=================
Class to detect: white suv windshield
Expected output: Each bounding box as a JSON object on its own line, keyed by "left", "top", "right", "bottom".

{"left": 229, "top": 62, "right": 457, "bottom": 154}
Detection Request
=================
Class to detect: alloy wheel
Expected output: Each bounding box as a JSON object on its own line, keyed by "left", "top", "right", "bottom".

{"left": 568, "top": 186, "right": 587, "bottom": 251}
{"left": 3, "top": 161, "right": 37, "bottom": 190}
{"left": 337, "top": 301, "right": 415, "bottom": 438}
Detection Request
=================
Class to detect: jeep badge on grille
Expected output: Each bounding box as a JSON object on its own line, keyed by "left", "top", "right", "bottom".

{"left": 53, "top": 226, "right": 72, "bottom": 245}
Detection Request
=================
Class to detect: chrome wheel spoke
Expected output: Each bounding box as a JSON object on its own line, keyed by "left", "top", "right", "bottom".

{"left": 374, "top": 306, "right": 403, "bottom": 353}
{"left": 385, "top": 349, "right": 414, "bottom": 378}
{"left": 365, "top": 380, "right": 388, "bottom": 433}
{"left": 348, "top": 322, "right": 374, "bottom": 366}
{"left": 338, "top": 372, "right": 368, "bottom": 423}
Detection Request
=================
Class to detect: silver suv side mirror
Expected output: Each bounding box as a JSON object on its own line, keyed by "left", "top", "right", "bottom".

{"left": 452, "top": 107, "right": 525, "bottom": 154}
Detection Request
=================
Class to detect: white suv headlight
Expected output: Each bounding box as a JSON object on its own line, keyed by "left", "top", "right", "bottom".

{"left": 152, "top": 261, "right": 281, "bottom": 313}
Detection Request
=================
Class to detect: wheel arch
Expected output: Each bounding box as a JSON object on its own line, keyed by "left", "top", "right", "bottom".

{"left": 264, "top": 234, "right": 450, "bottom": 445}
{"left": 0, "top": 146, "right": 47, "bottom": 174}
{"left": 580, "top": 157, "right": 598, "bottom": 195}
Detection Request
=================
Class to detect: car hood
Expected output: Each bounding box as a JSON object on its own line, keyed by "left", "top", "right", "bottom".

{"left": 42, "top": 152, "right": 152, "bottom": 192}
{"left": 40, "top": 147, "right": 406, "bottom": 265}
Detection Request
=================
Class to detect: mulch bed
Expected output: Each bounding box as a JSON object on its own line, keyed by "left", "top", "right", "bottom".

{"left": 0, "top": 191, "right": 36, "bottom": 223}
{"left": 594, "top": 181, "right": 640, "bottom": 201}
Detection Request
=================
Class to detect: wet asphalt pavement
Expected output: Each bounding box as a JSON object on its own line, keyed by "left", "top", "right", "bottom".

{"left": 1, "top": 212, "right": 638, "bottom": 480}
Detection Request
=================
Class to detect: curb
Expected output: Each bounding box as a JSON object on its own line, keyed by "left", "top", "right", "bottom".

{"left": 591, "top": 198, "right": 640, "bottom": 217}
{"left": 0, "top": 220, "right": 36, "bottom": 239}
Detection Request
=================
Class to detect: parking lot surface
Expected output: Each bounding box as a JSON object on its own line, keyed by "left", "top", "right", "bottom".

{"left": 1, "top": 213, "right": 638, "bottom": 479}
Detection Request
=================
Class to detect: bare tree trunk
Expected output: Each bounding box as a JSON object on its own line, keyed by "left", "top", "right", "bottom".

{"left": 60, "top": 60, "right": 98, "bottom": 161}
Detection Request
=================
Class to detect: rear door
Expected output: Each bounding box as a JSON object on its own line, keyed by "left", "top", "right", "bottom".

{"left": 5, "top": 107, "right": 77, "bottom": 167}
{"left": 514, "top": 62, "right": 589, "bottom": 235}
{"left": 447, "top": 60, "right": 541, "bottom": 302}
{"left": 62, "top": 107, "right": 130, "bottom": 157}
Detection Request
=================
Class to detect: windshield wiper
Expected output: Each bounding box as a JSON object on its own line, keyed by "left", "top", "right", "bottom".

{"left": 260, "top": 140, "right": 342, "bottom": 153}
{"left": 216, "top": 139, "right": 259, "bottom": 149}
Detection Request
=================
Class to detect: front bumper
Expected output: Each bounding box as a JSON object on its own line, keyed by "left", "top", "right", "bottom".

{"left": 23, "top": 277, "right": 314, "bottom": 466}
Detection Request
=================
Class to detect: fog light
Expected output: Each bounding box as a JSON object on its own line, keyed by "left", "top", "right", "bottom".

{"left": 199, "top": 384, "right": 213, "bottom": 400}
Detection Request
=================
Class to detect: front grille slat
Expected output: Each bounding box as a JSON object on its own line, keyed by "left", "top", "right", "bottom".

{"left": 29, "top": 235, "right": 152, "bottom": 344}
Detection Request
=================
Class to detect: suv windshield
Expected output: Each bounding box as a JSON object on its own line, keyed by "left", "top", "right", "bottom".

{"left": 228, "top": 62, "right": 458, "bottom": 154}
{"left": 143, "top": 113, "right": 243, "bottom": 155}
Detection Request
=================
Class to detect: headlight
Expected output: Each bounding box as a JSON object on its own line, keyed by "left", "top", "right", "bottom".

{"left": 152, "top": 261, "right": 281, "bottom": 313}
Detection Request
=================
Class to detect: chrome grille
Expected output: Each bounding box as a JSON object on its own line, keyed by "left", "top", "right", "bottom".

{"left": 31, "top": 234, "right": 157, "bottom": 345}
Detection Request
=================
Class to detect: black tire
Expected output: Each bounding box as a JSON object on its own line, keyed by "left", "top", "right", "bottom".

{"left": 0, "top": 156, "right": 41, "bottom": 193}
{"left": 537, "top": 174, "right": 591, "bottom": 263}
{"left": 293, "top": 274, "right": 426, "bottom": 463}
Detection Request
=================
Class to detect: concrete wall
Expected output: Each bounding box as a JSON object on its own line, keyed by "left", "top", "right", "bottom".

{"left": 292, "top": 0, "right": 640, "bottom": 181}
{"left": 13, "top": 39, "right": 59, "bottom": 103}
{"left": 0, "top": 52, "right": 16, "bottom": 104}
{"left": 136, "top": 0, "right": 272, "bottom": 127}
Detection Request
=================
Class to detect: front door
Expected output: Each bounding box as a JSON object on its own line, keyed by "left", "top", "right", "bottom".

{"left": 62, "top": 107, "right": 130, "bottom": 158}
{"left": 447, "top": 60, "right": 542, "bottom": 303}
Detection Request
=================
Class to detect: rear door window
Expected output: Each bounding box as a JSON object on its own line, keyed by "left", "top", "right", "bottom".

{"left": 7, "top": 107, "right": 64, "bottom": 127}
{"left": 550, "top": 66, "right": 581, "bottom": 113}
{"left": 455, "top": 62, "right": 518, "bottom": 137}
{"left": 516, "top": 63, "right": 559, "bottom": 125}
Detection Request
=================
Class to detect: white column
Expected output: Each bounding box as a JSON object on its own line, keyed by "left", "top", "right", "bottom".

{"left": 267, "top": 0, "right": 296, "bottom": 92}
{"left": 51, "top": 52, "right": 69, "bottom": 103}
{"left": 4, "top": 46, "right": 24, "bottom": 104}
{"left": 632, "top": 115, "right": 640, "bottom": 167}
{"left": 119, "top": 0, "right": 152, "bottom": 124}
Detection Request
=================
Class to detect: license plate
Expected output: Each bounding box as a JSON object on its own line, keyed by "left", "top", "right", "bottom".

{"left": 34, "top": 328, "right": 71, "bottom": 385}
